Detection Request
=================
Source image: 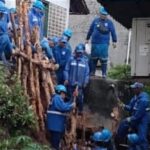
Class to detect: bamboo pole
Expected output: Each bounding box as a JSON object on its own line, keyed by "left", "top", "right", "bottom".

{"left": 13, "top": 51, "right": 57, "bottom": 70}
{"left": 16, "top": 0, "right": 23, "bottom": 79}
{"left": 13, "top": 0, "right": 56, "bottom": 143}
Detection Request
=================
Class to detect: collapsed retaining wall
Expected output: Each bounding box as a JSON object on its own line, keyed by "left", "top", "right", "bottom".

{"left": 84, "top": 77, "right": 132, "bottom": 129}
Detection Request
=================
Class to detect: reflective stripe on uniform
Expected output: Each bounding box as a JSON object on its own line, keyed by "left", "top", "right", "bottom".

{"left": 47, "top": 110, "right": 68, "bottom": 116}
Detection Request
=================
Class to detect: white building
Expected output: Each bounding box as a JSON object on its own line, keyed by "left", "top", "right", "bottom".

{"left": 5, "top": 0, "right": 70, "bottom": 37}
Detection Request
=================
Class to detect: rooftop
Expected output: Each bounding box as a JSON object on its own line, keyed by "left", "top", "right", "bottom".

{"left": 97, "top": 0, "right": 150, "bottom": 28}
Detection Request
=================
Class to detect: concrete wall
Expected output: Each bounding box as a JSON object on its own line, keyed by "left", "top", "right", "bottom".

{"left": 69, "top": 0, "right": 129, "bottom": 66}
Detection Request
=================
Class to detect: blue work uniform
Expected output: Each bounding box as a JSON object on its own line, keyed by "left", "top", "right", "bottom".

{"left": 47, "top": 94, "right": 73, "bottom": 150}
{"left": 66, "top": 42, "right": 72, "bottom": 53}
{"left": 28, "top": 7, "right": 44, "bottom": 40}
{"left": 0, "top": 7, "right": 12, "bottom": 66}
{"left": 116, "top": 92, "right": 150, "bottom": 150}
{"left": 62, "top": 35, "right": 72, "bottom": 53}
{"left": 40, "top": 38, "right": 54, "bottom": 60}
{"left": 64, "top": 56, "right": 89, "bottom": 112}
{"left": 86, "top": 17, "right": 117, "bottom": 76}
{"left": 54, "top": 45, "right": 71, "bottom": 84}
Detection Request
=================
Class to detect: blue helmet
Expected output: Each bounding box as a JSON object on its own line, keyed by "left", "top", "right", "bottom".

{"left": 128, "top": 133, "right": 139, "bottom": 145}
{"left": 63, "top": 28, "right": 73, "bottom": 38}
{"left": 92, "top": 131, "right": 102, "bottom": 142}
{"left": 130, "top": 82, "right": 144, "bottom": 89}
{"left": 33, "top": 0, "right": 45, "bottom": 10}
{"left": 0, "top": 4, "right": 7, "bottom": 13}
{"left": 75, "top": 43, "right": 85, "bottom": 53}
{"left": 99, "top": 6, "right": 108, "bottom": 15}
{"left": 52, "top": 36, "right": 59, "bottom": 44}
{"left": 60, "top": 36, "right": 68, "bottom": 43}
{"left": 0, "top": 0, "right": 5, "bottom": 3}
{"left": 101, "top": 129, "right": 112, "bottom": 142}
{"left": 55, "top": 85, "right": 67, "bottom": 93}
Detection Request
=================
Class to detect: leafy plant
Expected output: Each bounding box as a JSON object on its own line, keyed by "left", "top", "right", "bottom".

{"left": 0, "top": 135, "right": 51, "bottom": 150}
{"left": 0, "top": 65, "right": 37, "bottom": 132}
{"left": 108, "top": 64, "right": 131, "bottom": 80}
{"left": 144, "top": 85, "right": 150, "bottom": 95}
{"left": 0, "top": 66, "right": 51, "bottom": 149}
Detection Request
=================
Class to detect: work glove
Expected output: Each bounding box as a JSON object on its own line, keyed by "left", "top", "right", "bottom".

{"left": 118, "top": 101, "right": 125, "bottom": 109}
{"left": 54, "top": 64, "right": 59, "bottom": 70}
{"left": 71, "top": 102, "right": 76, "bottom": 108}
{"left": 112, "top": 42, "right": 117, "bottom": 49}
{"left": 126, "top": 117, "right": 131, "bottom": 123}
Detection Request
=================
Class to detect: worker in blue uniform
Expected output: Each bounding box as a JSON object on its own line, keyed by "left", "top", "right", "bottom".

{"left": 91, "top": 128, "right": 113, "bottom": 150}
{"left": 52, "top": 36, "right": 59, "bottom": 46}
{"left": 64, "top": 43, "right": 89, "bottom": 114}
{"left": 40, "top": 37, "right": 55, "bottom": 61}
{"left": 79, "top": 43, "right": 89, "bottom": 63}
{"left": 50, "top": 36, "right": 59, "bottom": 56}
{"left": 28, "top": 0, "right": 45, "bottom": 40}
{"left": 0, "top": 3, "right": 13, "bottom": 67}
{"left": 55, "top": 36, "right": 71, "bottom": 84}
{"left": 9, "top": 8, "right": 19, "bottom": 46}
{"left": 127, "top": 133, "right": 141, "bottom": 150}
{"left": 116, "top": 82, "right": 150, "bottom": 150}
{"left": 86, "top": 6, "right": 117, "bottom": 78}
{"left": 51, "top": 36, "right": 59, "bottom": 60}
{"left": 63, "top": 28, "right": 73, "bottom": 53}
{"left": 47, "top": 85, "right": 76, "bottom": 150}
{"left": 0, "top": 0, "right": 5, "bottom": 5}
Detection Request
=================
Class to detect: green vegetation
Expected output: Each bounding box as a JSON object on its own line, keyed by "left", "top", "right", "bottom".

{"left": 108, "top": 64, "right": 131, "bottom": 80}
{"left": 0, "top": 66, "right": 51, "bottom": 150}
{"left": 0, "top": 66, "right": 36, "bottom": 132}
{"left": 0, "top": 134, "right": 50, "bottom": 150}
{"left": 144, "top": 85, "right": 150, "bottom": 95}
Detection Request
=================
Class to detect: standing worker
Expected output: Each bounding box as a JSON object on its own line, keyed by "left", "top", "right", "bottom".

{"left": 28, "top": 0, "right": 45, "bottom": 41}
{"left": 47, "top": 85, "right": 76, "bottom": 150}
{"left": 115, "top": 82, "right": 150, "bottom": 150}
{"left": 0, "top": 2, "right": 13, "bottom": 67}
{"left": 55, "top": 36, "right": 71, "bottom": 84}
{"left": 0, "top": 0, "right": 5, "bottom": 5}
{"left": 63, "top": 28, "right": 73, "bottom": 53}
{"left": 86, "top": 6, "right": 117, "bottom": 78}
{"left": 40, "top": 37, "right": 55, "bottom": 61}
{"left": 64, "top": 43, "right": 89, "bottom": 115}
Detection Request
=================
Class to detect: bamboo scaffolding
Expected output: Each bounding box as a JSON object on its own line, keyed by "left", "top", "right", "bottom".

{"left": 14, "top": 0, "right": 82, "bottom": 147}
{"left": 13, "top": 0, "right": 56, "bottom": 143}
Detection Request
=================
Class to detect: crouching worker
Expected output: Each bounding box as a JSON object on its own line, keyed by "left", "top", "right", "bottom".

{"left": 64, "top": 43, "right": 90, "bottom": 115}
{"left": 91, "top": 128, "right": 113, "bottom": 150}
{"left": 115, "top": 82, "right": 150, "bottom": 150}
{"left": 47, "top": 85, "right": 76, "bottom": 150}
